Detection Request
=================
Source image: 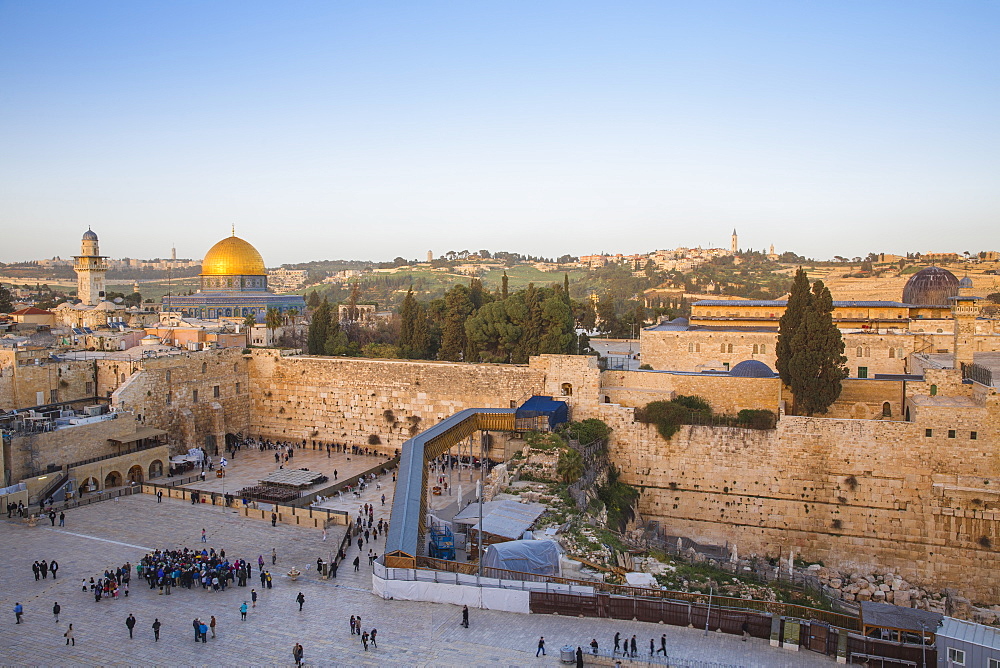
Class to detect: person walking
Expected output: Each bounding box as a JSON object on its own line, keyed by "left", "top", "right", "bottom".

{"left": 192, "top": 618, "right": 201, "bottom": 642}
{"left": 576, "top": 646, "right": 584, "bottom": 668}
{"left": 259, "top": 569, "right": 266, "bottom": 587}
{"left": 14, "top": 602, "right": 23, "bottom": 624}
{"left": 64, "top": 623, "right": 75, "bottom": 645}
{"left": 292, "top": 643, "right": 304, "bottom": 666}
{"left": 370, "top": 628, "right": 378, "bottom": 648}
{"left": 265, "top": 571, "right": 272, "bottom": 589}
{"left": 271, "top": 512, "right": 277, "bottom": 527}
{"left": 156, "top": 490, "right": 162, "bottom": 503}
{"left": 126, "top": 614, "right": 136, "bottom": 638}
{"left": 209, "top": 615, "right": 216, "bottom": 638}
{"left": 50, "top": 560, "right": 59, "bottom": 579}
{"left": 536, "top": 636, "right": 546, "bottom": 656}
{"left": 361, "top": 630, "right": 369, "bottom": 651}
{"left": 49, "top": 509, "right": 56, "bottom": 526}
{"left": 613, "top": 632, "right": 621, "bottom": 655}
{"left": 32, "top": 561, "right": 40, "bottom": 581}
{"left": 649, "top": 638, "right": 655, "bottom": 657}
{"left": 658, "top": 633, "right": 667, "bottom": 655}
{"left": 240, "top": 602, "right": 248, "bottom": 620}
{"left": 52, "top": 602, "right": 60, "bottom": 623}
{"left": 272, "top": 548, "right": 277, "bottom": 564}
{"left": 59, "top": 511, "right": 65, "bottom": 526}
{"left": 353, "top": 555, "right": 360, "bottom": 572}
{"left": 40, "top": 560, "right": 49, "bottom": 579}
{"left": 251, "top": 589, "right": 258, "bottom": 608}
{"left": 199, "top": 620, "right": 208, "bottom": 643}
{"left": 629, "top": 635, "right": 637, "bottom": 658}
{"left": 152, "top": 618, "right": 161, "bottom": 641}
{"left": 201, "top": 528, "right": 207, "bottom": 543}
{"left": 462, "top": 605, "right": 469, "bottom": 628}
{"left": 296, "top": 592, "right": 305, "bottom": 611}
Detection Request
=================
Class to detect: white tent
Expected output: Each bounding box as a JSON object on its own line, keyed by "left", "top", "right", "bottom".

{"left": 481, "top": 539, "right": 561, "bottom": 577}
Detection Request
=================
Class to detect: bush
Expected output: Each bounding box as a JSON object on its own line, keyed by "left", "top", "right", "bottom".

{"left": 638, "top": 363, "right": 652, "bottom": 370}
{"left": 673, "top": 395, "right": 711, "bottom": 412}
{"left": 525, "top": 430, "right": 565, "bottom": 451}
{"left": 635, "top": 400, "right": 690, "bottom": 439}
{"left": 562, "top": 418, "right": 612, "bottom": 445}
{"left": 735, "top": 409, "right": 777, "bottom": 430}
{"left": 596, "top": 465, "right": 639, "bottom": 531}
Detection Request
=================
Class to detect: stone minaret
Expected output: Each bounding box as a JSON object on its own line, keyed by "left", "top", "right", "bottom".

{"left": 73, "top": 228, "right": 108, "bottom": 305}
{"left": 951, "top": 276, "right": 981, "bottom": 369}
{"left": 731, "top": 229, "right": 738, "bottom": 255}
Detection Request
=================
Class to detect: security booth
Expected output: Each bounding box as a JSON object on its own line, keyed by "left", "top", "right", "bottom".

{"left": 935, "top": 616, "right": 1000, "bottom": 667}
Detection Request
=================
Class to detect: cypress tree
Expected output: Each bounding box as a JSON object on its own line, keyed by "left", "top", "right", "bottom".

{"left": 439, "top": 284, "right": 474, "bottom": 361}
{"left": 787, "top": 281, "right": 847, "bottom": 415}
{"left": 398, "top": 287, "right": 418, "bottom": 358}
{"left": 562, "top": 273, "right": 571, "bottom": 305}
{"left": 776, "top": 267, "right": 811, "bottom": 385}
{"left": 501, "top": 271, "right": 509, "bottom": 300}
{"left": 307, "top": 299, "right": 331, "bottom": 354}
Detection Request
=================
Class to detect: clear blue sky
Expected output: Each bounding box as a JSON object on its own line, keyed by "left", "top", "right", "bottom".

{"left": 1, "top": 1, "right": 997, "bottom": 264}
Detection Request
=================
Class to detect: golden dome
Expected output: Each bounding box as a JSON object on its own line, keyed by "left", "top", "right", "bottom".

{"left": 201, "top": 234, "right": 266, "bottom": 276}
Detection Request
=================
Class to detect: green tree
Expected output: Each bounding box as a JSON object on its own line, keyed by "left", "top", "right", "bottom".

{"left": 501, "top": 271, "right": 509, "bottom": 300}
{"left": 556, "top": 447, "right": 584, "bottom": 483}
{"left": 324, "top": 316, "right": 350, "bottom": 355}
{"left": 0, "top": 283, "right": 13, "bottom": 312}
{"left": 265, "top": 308, "right": 282, "bottom": 341}
{"left": 398, "top": 287, "right": 431, "bottom": 359}
{"left": 787, "top": 281, "right": 848, "bottom": 415}
{"left": 307, "top": 299, "right": 331, "bottom": 354}
{"left": 596, "top": 294, "right": 620, "bottom": 337}
{"left": 538, "top": 295, "right": 575, "bottom": 354}
{"left": 345, "top": 281, "right": 361, "bottom": 321}
{"left": 562, "top": 273, "right": 571, "bottom": 304}
{"left": 776, "top": 268, "right": 811, "bottom": 385}
{"left": 285, "top": 308, "right": 299, "bottom": 325}
{"left": 306, "top": 291, "right": 321, "bottom": 309}
{"left": 242, "top": 313, "right": 256, "bottom": 330}
{"left": 439, "top": 284, "right": 475, "bottom": 361}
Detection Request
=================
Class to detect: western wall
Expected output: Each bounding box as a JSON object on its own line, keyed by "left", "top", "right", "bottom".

{"left": 98, "top": 347, "right": 1000, "bottom": 602}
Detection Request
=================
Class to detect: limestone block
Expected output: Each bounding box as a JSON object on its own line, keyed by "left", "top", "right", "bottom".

{"left": 891, "top": 590, "right": 911, "bottom": 607}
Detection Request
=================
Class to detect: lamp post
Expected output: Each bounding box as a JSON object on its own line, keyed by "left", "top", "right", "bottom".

{"left": 919, "top": 622, "right": 926, "bottom": 668}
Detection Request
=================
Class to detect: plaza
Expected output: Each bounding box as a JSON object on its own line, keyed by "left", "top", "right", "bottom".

{"left": 0, "top": 490, "right": 832, "bottom": 667}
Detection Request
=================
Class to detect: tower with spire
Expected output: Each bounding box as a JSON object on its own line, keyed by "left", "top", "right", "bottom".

{"left": 73, "top": 228, "right": 108, "bottom": 305}
{"left": 731, "top": 229, "right": 738, "bottom": 255}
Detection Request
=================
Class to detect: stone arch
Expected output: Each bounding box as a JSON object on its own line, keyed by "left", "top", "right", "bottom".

{"left": 149, "top": 459, "right": 164, "bottom": 479}
{"left": 882, "top": 402, "right": 892, "bottom": 418}
{"left": 104, "top": 470, "right": 122, "bottom": 488}
{"left": 80, "top": 476, "right": 99, "bottom": 493}
{"left": 127, "top": 465, "right": 144, "bottom": 484}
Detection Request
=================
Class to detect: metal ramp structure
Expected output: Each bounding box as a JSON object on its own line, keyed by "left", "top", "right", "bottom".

{"left": 384, "top": 408, "right": 516, "bottom": 568}
{"left": 427, "top": 524, "right": 456, "bottom": 561}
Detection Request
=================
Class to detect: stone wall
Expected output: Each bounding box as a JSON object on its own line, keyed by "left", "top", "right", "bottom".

{"left": 599, "top": 381, "right": 1000, "bottom": 602}
{"left": 5, "top": 413, "right": 139, "bottom": 483}
{"left": 247, "top": 351, "right": 548, "bottom": 454}
{"left": 0, "top": 351, "right": 97, "bottom": 411}
{"left": 111, "top": 348, "right": 251, "bottom": 454}
{"left": 600, "top": 369, "right": 782, "bottom": 415}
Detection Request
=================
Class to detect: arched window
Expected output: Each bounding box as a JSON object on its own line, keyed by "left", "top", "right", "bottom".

{"left": 561, "top": 383, "right": 573, "bottom": 396}
{"left": 888, "top": 348, "right": 895, "bottom": 358}
{"left": 202, "top": 362, "right": 207, "bottom": 373}
{"left": 120, "top": 373, "right": 125, "bottom": 383}
{"left": 930, "top": 384, "right": 937, "bottom": 396}
{"left": 864, "top": 347, "right": 871, "bottom": 358}
{"left": 720, "top": 343, "right": 727, "bottom": 353}
{"left": 752, "top": 344, "right": 759, "bottom": 354}
{"left": 760, "top": 344, "right": 766, "bottom": 354}
{"left": 727, "top": 344, "right": 733, "bottom": 353}
{"left": 898, "top": 348, "right": 904, "bottom": 359}
{"left": 857, "top": 347, "right": 863, "bottom": 358}
{"left": 882, "top": 402, "right": 892, "bottom": 417}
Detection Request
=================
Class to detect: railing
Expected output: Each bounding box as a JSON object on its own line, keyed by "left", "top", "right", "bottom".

{"left": 65, "top": 440, "right": 167, "bottom": 469}
{"left": 410, "top": 555, "right": 858, "bottom": 630}
{"left": 962, "top": 362, "right": 993, "bottom": 386}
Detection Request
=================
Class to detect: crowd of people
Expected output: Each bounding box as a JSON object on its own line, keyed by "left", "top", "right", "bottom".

{"left": 135, "top": 547, "right": 267, "bottom": 594}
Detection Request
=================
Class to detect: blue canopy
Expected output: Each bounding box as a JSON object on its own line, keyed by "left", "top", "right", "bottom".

{"left": 515, "top": 396, "right": 568, "bottom": 431}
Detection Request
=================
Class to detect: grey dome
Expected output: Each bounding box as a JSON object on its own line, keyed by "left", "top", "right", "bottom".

{"left": 902, "top": 266, "right": 958, "bottom": 306}
{"left": 959, "top": 276, "right": 973, "bottom": 288}
{"left": 729, "top": 360, "right": 775, "bottom": 378}
{"left": 82, "top": 228, "right": 98, "bottom": 241}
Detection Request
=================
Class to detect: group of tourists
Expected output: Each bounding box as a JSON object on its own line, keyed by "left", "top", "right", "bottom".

{"left": 6, "top": 500, "right": 26, "bottom": 517}
{"left": 135, "top": 546, "right": 266, "bottom": 594}
{"left": 32, "top": 559, "right": 59, "bottom": 580}
{"left": 83, "top": 562, "right": 131, "bottom": 602}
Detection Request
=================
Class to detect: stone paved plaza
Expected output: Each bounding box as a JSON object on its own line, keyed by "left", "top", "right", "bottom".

{"left": 0, "top": 493, "right": 833, "bottom": 667}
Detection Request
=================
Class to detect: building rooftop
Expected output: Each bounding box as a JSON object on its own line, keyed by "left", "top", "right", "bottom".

{"left": 692, "top": 299, "right": 911, "bottom": 308}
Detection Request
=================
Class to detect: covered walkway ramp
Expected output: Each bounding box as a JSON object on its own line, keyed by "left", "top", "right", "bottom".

{"left": 384, "top": 408, "right": 515, "bottom": 568}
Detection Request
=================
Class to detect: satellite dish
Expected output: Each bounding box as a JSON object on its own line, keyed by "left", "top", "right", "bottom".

{"left": 113, "top": 297, "right": 124, "bottom": 304}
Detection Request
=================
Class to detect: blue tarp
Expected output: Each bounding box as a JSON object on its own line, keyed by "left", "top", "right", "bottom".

{"left": 515, "top": 396, "right": 568, "bottom": 431}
